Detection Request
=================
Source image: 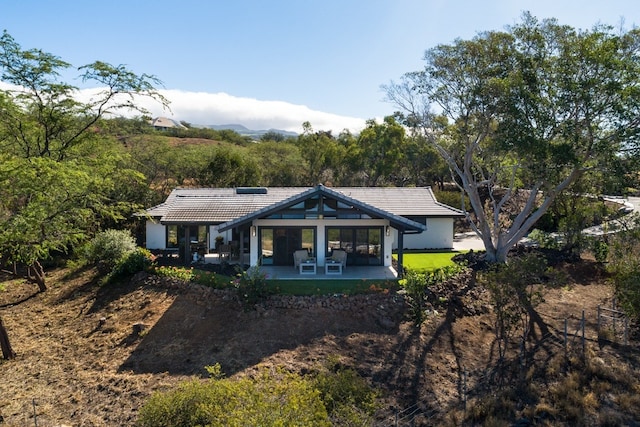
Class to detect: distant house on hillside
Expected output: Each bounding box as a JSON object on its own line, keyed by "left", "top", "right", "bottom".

{"left": 149, "top": 117, "right": 187, "bottom": 131}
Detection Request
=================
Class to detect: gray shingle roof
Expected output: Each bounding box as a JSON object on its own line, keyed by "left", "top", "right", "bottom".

{"left": 145, "top": 186, "right": 463, "bottom": 225}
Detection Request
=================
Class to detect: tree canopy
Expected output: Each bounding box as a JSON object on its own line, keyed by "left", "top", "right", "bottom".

{"left": 386, "top": 13, "right": 640, "bottom": 262}
{"left": 0, "top": 31, "right": 166, "bottom": 289}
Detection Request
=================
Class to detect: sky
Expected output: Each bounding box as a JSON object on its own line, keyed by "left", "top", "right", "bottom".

{"left": 1, "top": 0, "right": 639, "bottom": 134}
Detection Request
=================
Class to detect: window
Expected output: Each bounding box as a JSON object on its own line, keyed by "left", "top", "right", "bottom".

{"left": 167, "top": 225, "right": 178, "bottom": 248}
{"left": 166, "top": 225, "right": 207, "bottom": 249}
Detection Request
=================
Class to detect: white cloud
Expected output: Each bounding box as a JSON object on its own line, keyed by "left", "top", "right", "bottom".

{"left": 0, "top": 82, "right": 369, "bottom": 134}
{"left": 104, "top": 88, "right": 368, "bottom": 134}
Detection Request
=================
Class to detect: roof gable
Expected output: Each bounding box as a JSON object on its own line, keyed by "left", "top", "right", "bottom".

{"left": 216, "top": 185, "right": 427, "bottom": 232}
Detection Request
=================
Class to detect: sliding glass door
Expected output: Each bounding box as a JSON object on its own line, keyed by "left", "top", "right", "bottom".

{"left": 260, "top": 227, "right": 315, "bottom": 266}
{"left": 326, "top": 227, "right": 383, "bottom": 266}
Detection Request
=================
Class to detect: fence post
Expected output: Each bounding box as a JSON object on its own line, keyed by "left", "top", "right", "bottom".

{"left": 624, "top": 316, "right": 629, "bottom": 346}
{"left": 564, "top": 318, "right": 568, "bottom": 358}
{"left": 597, "top": 305, "right": 601, "bottom": 334}
{"left": 463, "top": 369, "right": 467, "bottom": 412}
{"left": 581, "top": 310, "right": 586, "bottom": 356}
{"left": 32, "top": 398, "right": 38, "bottom": 427}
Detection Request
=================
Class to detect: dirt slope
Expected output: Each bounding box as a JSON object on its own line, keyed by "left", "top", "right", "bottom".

{"left": 0, "top": 259, "right": 636, "bottom": 426}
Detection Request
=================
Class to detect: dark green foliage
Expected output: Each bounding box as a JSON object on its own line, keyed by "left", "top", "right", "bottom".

{"left": 198, "top": 147, "right": 261, "bottom": 187}
{"left": 232, "top": 266, "right": 271, "bottom": 308}
{"left": 591, "top": 238, "right": 609, "bottom": 264}
{"left": 112, "top": 247, "right": 154, "bottom": 278}
{"left": 400, "top": 264, "right": 465, "bottom": 325}
{"left": 607, "top": 215, "right": 640, "bottom": 320}
{"left": 312, "top": 360, "right": 379, "bottom": 425}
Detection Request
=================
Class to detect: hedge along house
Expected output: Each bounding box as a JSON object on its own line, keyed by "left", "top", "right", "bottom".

{"left": 142, "top": 185, "right": 464, "bottom": 277}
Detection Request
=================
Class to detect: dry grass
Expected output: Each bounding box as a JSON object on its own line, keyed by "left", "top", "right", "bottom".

{"left": 0, "top": 257, "right": 638, "bottom": 426}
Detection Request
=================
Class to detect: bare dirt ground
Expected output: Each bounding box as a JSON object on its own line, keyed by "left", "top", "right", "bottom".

{"left": 0, "top": 256, "right": 637, "bottom": 426}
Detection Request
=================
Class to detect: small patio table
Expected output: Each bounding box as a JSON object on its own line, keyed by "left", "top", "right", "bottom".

{"left": 299, "top": 258, "right": 316, "bottom": 274}
{"left": 325, "top": 260, "right": 343, "bottom": 275}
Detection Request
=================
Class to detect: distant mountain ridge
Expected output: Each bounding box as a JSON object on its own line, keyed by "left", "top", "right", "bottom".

{"left": 205, "top": 123, "right": 298, "bottom": 139}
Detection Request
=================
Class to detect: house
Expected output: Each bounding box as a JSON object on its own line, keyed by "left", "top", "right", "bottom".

{"left": 149, "top": 117, "right": 187, "bottom": 131}
{"left": 141, "top": 185, "right": 464, "bottom": 276}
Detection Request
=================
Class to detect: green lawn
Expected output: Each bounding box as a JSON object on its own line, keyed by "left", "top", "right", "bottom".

{"left": 394, "top": 251, "right": 464, "bottom": 273}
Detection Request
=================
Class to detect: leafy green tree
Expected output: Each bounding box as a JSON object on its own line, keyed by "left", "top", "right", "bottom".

{"left": 399, "top": 133, "right": 448, "bottom": 188}
{"left": 0, "top": 32, "right": 166, "bottom": 289}
{"left": 0, "top": 31, "right": 167, "bottom": 161}
{"left": 0, "top": 152, "right": 142, "bottom": 290}
{"left": 386, "top": 14, "right": 640, "bottom": 262}
{"left": 260, "top": 130, "right": 293, "bottom": 142}
{"left": 249, "top": 140, "right": 307, "bottom": 186}
{"left": 295, "top": 122, "right": 341, "bottom": 185}
{"left": 356, "top": 116, "right": 406, "bottom": 186}
{"left": 198, "top": 146, "right": 261, "bottom": 187}
{"left": 331, "top": 129, "right": 361, "bottom": 186}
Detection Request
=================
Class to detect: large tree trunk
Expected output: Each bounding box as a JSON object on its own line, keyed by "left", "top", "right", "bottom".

{"left": 0, "top": 316, "right": 15, "bottom": 360}
{"left": 27, "top": 260, "right": 47, "bottom": 293}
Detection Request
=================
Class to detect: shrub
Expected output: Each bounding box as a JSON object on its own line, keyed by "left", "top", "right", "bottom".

{"left": 607, "top": 222, "right": 640, "bottom": 320}
{"left": 399, "top": 270, "right": 428, "bottom": 325}
{"left": 399, "top": 264, "right": 465, "bottom": 325}
{"left": 136, "top": 367, "right": 331, "bottom": 427}
{"left": 527, "top": 229, "right": 560, "bottom": 250}
{"left": 312, "top": 362, "right": 379, "bottom": 426}
{"left": 152, "top": 265, "right": 195, "bottom": 282}
{"left": 233, "top": 266, "right": 270, "bottom": 308}
{"left": 84, "top": 229, "right": 137, "bottom": 274}
{"left": 112, "top": 247, "right": 154, "bottom": 278}
{"left": 590, "top": 238, "right": 609, "bottom": 263}
{"left": 193, "top": 269, "right": 225, "bottom": 289}
{"left": 478, "top": 253, "right": 563, "bottom": 360}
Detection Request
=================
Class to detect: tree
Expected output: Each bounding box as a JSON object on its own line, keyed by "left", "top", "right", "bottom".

{"left": 249, "top": 140, "right": 307, "bottom": 186}
{"left": 198, "top": 147, "right": 261, "bottom": 187}
{"left": 0, "top": 32, "right": 167, "bottom": 289}
{"left": 356, "top": 117, "right": 406, "bottom": 186}
{"left": 0, "top": 315, "right": 15, "bottom": 359}
{"left": 295, "top": 122, "right": 340, "bottom": 185}
{"left": 0, "top": 31, "right": 167, "bottom": 161}
{"left": 385, "top": 14, "right": 640, "bottom": 262}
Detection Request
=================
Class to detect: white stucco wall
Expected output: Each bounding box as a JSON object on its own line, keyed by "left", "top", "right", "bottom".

{"left": 392, "top": 217, "right": 454, "bottom": 250}
{"left": 145, "top": 221, "right": 166, "bottom": 249}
